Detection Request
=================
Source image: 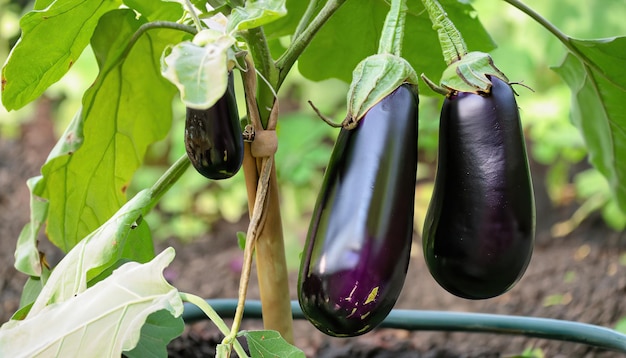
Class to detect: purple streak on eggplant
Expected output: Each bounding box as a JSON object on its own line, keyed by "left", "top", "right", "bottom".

{"left": 298, "top": 84, "right": 419, "bottom": 337}
{"left": 185, "top": 73, "right": 243, "bottom": 180}
{"left": 423, "top": 76, "right": 535, "bottom": 300}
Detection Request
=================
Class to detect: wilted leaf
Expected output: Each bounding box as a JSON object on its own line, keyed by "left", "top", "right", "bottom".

{"left": 161, "top": 29, "right": 235, "bottom": 109}
{"left": 0, "top": 248, "right": 183, "bottom": 358}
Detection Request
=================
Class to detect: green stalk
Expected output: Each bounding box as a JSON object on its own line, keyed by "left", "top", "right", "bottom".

{"left": 378, "top": 0, "right": 408, "bottom": 56}
{"left": 420, "top": 0, "right": 468, "bottom": 65}
{"left": 293, "top": 0, "right": 323, "bottom": 40}
{"left": 145, "top": 154, "right": 191, "bottom": 213}
{"left": 275, "top": 0, "right": 348, "bottom": 89}
{"left": 243, "top": 27, "right": 277, "bottom": 127}
{"left": 180, "top": 293, "right": 249, "bottom": 358}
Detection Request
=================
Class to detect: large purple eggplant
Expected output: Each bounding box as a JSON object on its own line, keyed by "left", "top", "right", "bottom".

{"left": 423, "top": 76, "right": 535, "bottom": 300}
{"left": 298, "top": 84, "right": 419, "bottom": 337}
{"left": 185, "top": 73, "right": 243, "bottom": 180}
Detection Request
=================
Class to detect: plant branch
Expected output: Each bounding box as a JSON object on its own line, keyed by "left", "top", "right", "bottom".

{"left": 183, "top": 0, "right": 203, "bottom": 32}
{"left": 180, "top": 293, "right": 249, "bottom": 358}
{"left": 275, "top": 0, "right": 348, "bottom": 89}
{"left": 243, "top": 27, "right": 278, "bottom": 127}
{"left": 145, "top": 154, "right": 191, "bottom": 213}
{"left": 501, "top": 0, "right": 607, "bottom": 78}
{"left": 293, "top": 0, "right": 323, "bottom": 40}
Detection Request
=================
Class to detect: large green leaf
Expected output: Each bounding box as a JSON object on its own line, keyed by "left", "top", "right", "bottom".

{"left": 297, "top": 0, "right": 495, "bottom": 86}
{"left": 0, "top": 248, "right": 183, "bottom": 357}
{"left": 123, "top": 0, "right": 183, "bottom": 22}
{"left": 553, "top": 36, "right": 626, "bottom": 213}
{"left": 37, "top": 10, "right": 188, "bottom": 252}
{"left": 1, "top": 0, "right": 121, "bottom": 110}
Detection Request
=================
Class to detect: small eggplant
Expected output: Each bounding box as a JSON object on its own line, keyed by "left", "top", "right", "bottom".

{"left": 423, "top": 76, "right": 535, "bottom": 300}
{"left": 185, "top": 73, "right": 243, "bottom": 179}
{"left": 298, "top": 84, "right": 419, "bottom": 337}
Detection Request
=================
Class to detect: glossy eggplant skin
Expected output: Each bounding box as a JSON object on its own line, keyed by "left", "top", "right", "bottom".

{"left": 185, "top": 73, "right": 243, "bottom": 180}
{"left": 423, "top": 76, "right": 535, "bottom": 300}
{"left": 298, "top": 84, "right": 419, "bottom": 337}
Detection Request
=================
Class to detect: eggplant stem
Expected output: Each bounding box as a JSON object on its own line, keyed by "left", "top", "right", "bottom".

{"left": 420, "top": 0, "right": 468, "bottom": 65}
{"left": 307, "top": 100, "right": 343, "bottom": 128}
{"left": 378, "top": 0, "right": 408, "bottom": 56}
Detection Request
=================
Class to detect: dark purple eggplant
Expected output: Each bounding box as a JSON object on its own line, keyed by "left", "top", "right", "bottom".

{"left": 423, "top": 76, "right": 535, "bottom": 300}
{"left": 298, "top": 84, "right": 419, "bottom": 337}
{"left": 185, "top": 73, "right": 243, "bottom": 179}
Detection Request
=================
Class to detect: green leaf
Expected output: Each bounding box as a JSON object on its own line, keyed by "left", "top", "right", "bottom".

{"left": 241, "top": 330, "right": 305, "bottom": 358}
{"left": 298, "top": 0, "right": 494, "bottom": 87}
{"left": 553, "top": 38, "right": 626, "bottom": 213}
{"left": 14, "top": 176, "right": 47, "bottom": 277}
{"left": 1, "top": 0, "right": 122, "bottom": 110}
{"left": 161, "top": 29, "right": 235, "bottom": 109}
{"left": 37, "top": 10, "right": 187, "bottom": 252}
{"left": 263, "top": 0, "right": 307, "bottom": 39}
{"left": 344, "top": 53, "right": 418, "bottom": 126}
{"left": 27, "top": 189, "right": 152, "bottom": 316}
{"left": 227, "top": 0, "right": 287, "bottom": 32}
{"left": 123, "top": 0, "right": 184, "bottom": 22}
{"left": 124, "top": 308, "right": 185, "bottom": 358}
{"left": 0, "top": 248, "right": 183, "bottom": 357}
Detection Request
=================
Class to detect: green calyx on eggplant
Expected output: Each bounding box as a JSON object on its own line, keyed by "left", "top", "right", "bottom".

{"left": 298, "top": 84, "right": 419, "bottom": 337}
{"left": 184, "top": 72, "right": 243, "bottom": 180}
{"left": 423, "top": 76, "right": 535, "bottom": 300}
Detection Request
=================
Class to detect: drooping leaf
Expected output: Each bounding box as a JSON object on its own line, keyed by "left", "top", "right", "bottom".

{"left": 37, "top": 10, "right": 188, "bottom": 252}
{"left": 227, "top": 0, "right": 287, "bottom": 32}
{"left": 297, "top": 0, "right": 495, "bottom": 88}
{"left": 1, "top": 0, "right": 121, "bottom": 110}
{"left": 14, "top": 176, "right": 47, "bottom": 277}
{"left": 27, "top": 189, "right": 152, "bottom": 315}
{"left": 161, "top": 29, "right": 235, "bottom": 109}
{"left": 0, "top": 248, "right": 183, "bottom": 358}
{"left": 553, "top": 37, "right": 626, "bottom": 213}
{"left": 242, "top": 330, "right": 305, "bottom": 358}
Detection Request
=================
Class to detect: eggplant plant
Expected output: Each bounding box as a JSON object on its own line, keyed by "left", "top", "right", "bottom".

{"left": 1, "top": 0, "right": 626, "bottom": 356}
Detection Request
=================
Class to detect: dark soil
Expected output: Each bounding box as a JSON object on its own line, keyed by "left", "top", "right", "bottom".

{"left": 2, "top": 109, "right": 626, "bottom": 357}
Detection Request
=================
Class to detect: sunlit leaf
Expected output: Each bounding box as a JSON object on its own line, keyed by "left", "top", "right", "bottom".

{"left": 123, "top": 0, "right": 184, "bottom": 22}
{"left": 0, "top": 248, "right": 183, "bottom": 358}
{"left": 227, "top": 0, "right": 287, "bottom": 32}
{"left": 553, "top": 36, "right": 626, "bottom": 213}
{"left": 1, "top": 0, "right": 121, "bottom": 110}
{"left": 37, "top": 10, "right": 187, "bottom": 252}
